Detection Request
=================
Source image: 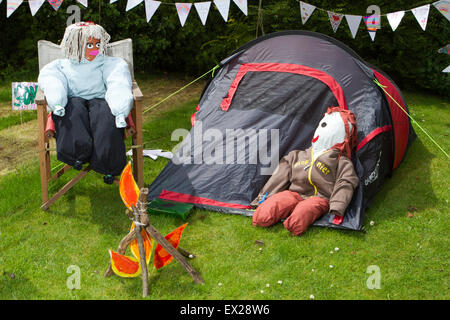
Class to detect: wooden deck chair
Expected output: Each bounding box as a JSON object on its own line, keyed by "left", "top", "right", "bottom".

{"left": 35, "top": 39, "right": 144, "bottom": 211}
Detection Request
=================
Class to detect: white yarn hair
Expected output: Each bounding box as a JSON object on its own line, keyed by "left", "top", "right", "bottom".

{"left": 60, "top": 22, "right": 111, "bottom": 62}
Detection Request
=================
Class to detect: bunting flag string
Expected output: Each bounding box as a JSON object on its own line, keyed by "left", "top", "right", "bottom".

{"left": 4, "top": 0, "right": 247, "bottom": 25}
{"left": 3, "top": 0, "right": 447, "bottom": 37}
{"left": 298, "top": 1, "right": 449, "bottom": 42}
{"left": 118, "top": 0, "right": 247, "bottom": 26}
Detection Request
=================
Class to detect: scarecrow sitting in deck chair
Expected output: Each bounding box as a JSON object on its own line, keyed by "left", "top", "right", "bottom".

{"left": 38, "top": 22, "right": 133, "bottom": 184}
{"left": 251, "top": 107, "right": 360, "bottom": 236}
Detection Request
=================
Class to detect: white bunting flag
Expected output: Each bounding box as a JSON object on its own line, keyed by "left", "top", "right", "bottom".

{"left": 77, "top": 0, "right": 87, "bottom": 7}
{"left": 345, "top": 15, "right": 362, "bottom": 39}
{"left": 232, "top": 0, "right": 247, "bottom": 16}
{"left": 386, "top": 11, "right": 405, "bottom": 32}
{"left": 7, "top": 0, "right": 23, "bottom": 17}
{"left": 433, "top": 0, "right": 450, "bottom": 22}
{"left": 412, "top": 4, "right": 430, "bottom": 31}
{"left": 175, "top": 3, "right": 192, "bottom": 27}
{"left": 194, "top": 2, "right": 211, "bottom": 25}
{"left": 443, "top": 66, "right": 450, "bottom": 73}
{"left": 126, "top": 0, "right": 143, "bottom": 11}
{"left": 28, "top": 0, "right": 45, "bottom": 16}
{"left": 214, "top": 0, "right": 230, "bottom": 22}
{"left": 300, "top": 1, "right": 316, "bottom": 25}
{"left": 144, "top": 0, "right": 160, "bottom": 22}
{"left": 110, "top": 0, "right": 118, "bottom": 3}
{"left": 368, "top": 30, "right": 376, "bottom": 41}
{"left": 328, "top": 11, "right": 344, "bottom": 33}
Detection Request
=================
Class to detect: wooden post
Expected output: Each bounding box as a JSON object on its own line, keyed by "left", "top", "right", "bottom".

{"left": 131, "top": 82, "right": 144, "bottom": 189}
{"left": 132, "top": 191, "right": 150, "bottom": 297}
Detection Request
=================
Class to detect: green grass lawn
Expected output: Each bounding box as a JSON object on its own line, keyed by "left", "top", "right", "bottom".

{"left": 0, "top": 85, "right": 448, "bottom": 300}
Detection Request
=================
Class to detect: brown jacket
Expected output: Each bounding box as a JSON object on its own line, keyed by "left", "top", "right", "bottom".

{"left": 251, "top": 147, "right": 359, "bottom": 215}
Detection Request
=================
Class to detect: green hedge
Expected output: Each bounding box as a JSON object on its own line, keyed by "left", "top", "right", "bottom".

{"left": 0, "top": 0, "right": 448, "bottom": 96}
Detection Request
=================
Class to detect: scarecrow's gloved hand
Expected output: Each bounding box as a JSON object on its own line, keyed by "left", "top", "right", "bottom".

{"left": 115, "top": 114, "right": 127, "bottom": 128}
{"left": 258, "top": 192, "right": 269, "bottom": 204}
{"left": 329, "top": 210, "right": 344, "bottom": 225}
{"left": 53, "top": 104, "right": 65, "bottom": 117}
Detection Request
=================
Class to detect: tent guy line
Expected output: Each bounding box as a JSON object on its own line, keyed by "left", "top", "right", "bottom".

{"left": 374, "top": 79, "right": 449, "bottom": 160}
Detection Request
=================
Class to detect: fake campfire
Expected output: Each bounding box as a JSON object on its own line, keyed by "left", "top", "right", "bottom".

{"left": 105, "top": 163, "right": 204, "bottom": 297}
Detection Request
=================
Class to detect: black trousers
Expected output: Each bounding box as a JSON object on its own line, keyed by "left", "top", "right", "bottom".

{"left": 52, "top": 97, "right": 126, "bottom": 176}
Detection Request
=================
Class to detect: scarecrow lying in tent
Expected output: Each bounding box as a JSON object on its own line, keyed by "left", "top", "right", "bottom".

{"left": 37, "top": 22, "right": 133, "bottom": 184}
{"left": 251, "top": 107, "right": 359, "bottom": 236}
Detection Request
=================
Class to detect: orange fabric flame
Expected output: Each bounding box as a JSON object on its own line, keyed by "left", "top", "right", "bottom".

{"left": 130, "top": 222, "right": 153, "bottom": 265}
{"left": 154, "top": 223, "right": 188, "bottom": 269}
{"left": 109, "top": 249, "right": 141, "bottom": 278}
{"left": 109, "top": 223, "right": 154, "bottom": 278}
{"left": 119, "top": 162, "right": 140, "bottom": 210}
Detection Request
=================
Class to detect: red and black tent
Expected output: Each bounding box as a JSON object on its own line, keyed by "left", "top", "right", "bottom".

{"left": 148, "top": 31, "right": 416, "bottom": 231}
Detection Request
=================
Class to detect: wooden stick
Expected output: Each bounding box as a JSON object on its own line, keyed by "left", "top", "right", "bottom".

{"left": 105, "top": 188, "right": 203, "bottom": 286}
{"left": 50, "top": 164, "right": 71, "bottom": 182}
{"left": 145, "top": 223, "right": 204, "bottom": 284}
{"left": 133, "top": 190, "right": 150, "bottom": 298}
{"left": 104, "top": 230, "right": 135, "bottom": 277}
{"left": 137, "top": 189, "right": 203, "bottom": 284}
{"left": 41, "top": 165, "right": 91, "bottom": 211}
{"left": 104, "top": 231, "right": 196, "bottom": 277}
{"left": 177, "top": 247, "right": 195, "bottom": 259}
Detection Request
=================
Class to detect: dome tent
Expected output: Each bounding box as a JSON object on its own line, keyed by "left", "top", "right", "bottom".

{"left": 148, "top": 31, "right": 416, "bottom": 231}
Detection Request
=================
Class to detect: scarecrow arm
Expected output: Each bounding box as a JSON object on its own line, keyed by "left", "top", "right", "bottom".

{"left": 103, "top": 57, "right": 134, "bottom": 128}
{"left": 250, "top": 152, "right": 293, "bottom": 207}
{"left": 37, "top": 60, "right": 68, "bottom": 112}
{"left": 329, "top": 156, "right": 359, "bottom": 216}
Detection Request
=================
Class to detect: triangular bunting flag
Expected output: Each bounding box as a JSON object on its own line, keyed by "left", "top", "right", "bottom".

{"left": 232, "top": 0, "right": 247, "bottom": 16}
{"left": 126, "top": 0, "right": 143, "bottom": 11}
{"left": 443, "top": 66, "right": 450, "bottom": 73}
{"left": 300, "top": 1, "right": 315, "bottom": 25}
{"left": 345, "top": 15, "right": 362, "bottom": 39}
{"left": 194, "top": 2, "right": 211, "bottom": 25}
{"left": 110, "top": 0, "right": 118, "bottom": 3}
{"left": 175, "top": 3, "right": 192, "bottom": 27}
{"left": 386, "top": 11, "right": 405, "bottom": 32}
{"left": 76, "top": 0, "right": 87, "bottom": 7}
{"left": 28, "top": 0, "right": 45, "bottom": 16}
{"left": 368, "top": 30, "right": 376, "bottom": 41}
{"left": 214, "top": 0, "right": 230, "bottom": 22}
{"left": 144, "top": 0, "right": 160, "bottom": 22}
{"left": 412, "top": 4, "right": 430, "bottom": 31}
{"left": 47, "top": 0, "right": 63, "bottom": 11}
{"left": 363, "top": 14, "right": 380, "bottom": 30}
{"left": 438, "top": 44, "right": 450, "bottom": 54}
{"left": 7, "top": 0, "right": 23, "bottom": 17}
{"left": 328, "top": 11, "right": 344, "bottom": 33}
{"left": 433, "top": 0, "right": 450, "bottom": 21}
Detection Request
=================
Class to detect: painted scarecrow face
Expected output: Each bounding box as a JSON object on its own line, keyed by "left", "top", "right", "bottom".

{"left": 312, "top": 111, "right": 352, "bottom": 156}
{"left": 84, "top": 37, "right": 101, "bottom": 61}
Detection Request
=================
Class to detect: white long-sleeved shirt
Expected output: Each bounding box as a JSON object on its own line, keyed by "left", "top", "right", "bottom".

{"left": 38, "top": 55, "right": 133, "bottom": 127}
